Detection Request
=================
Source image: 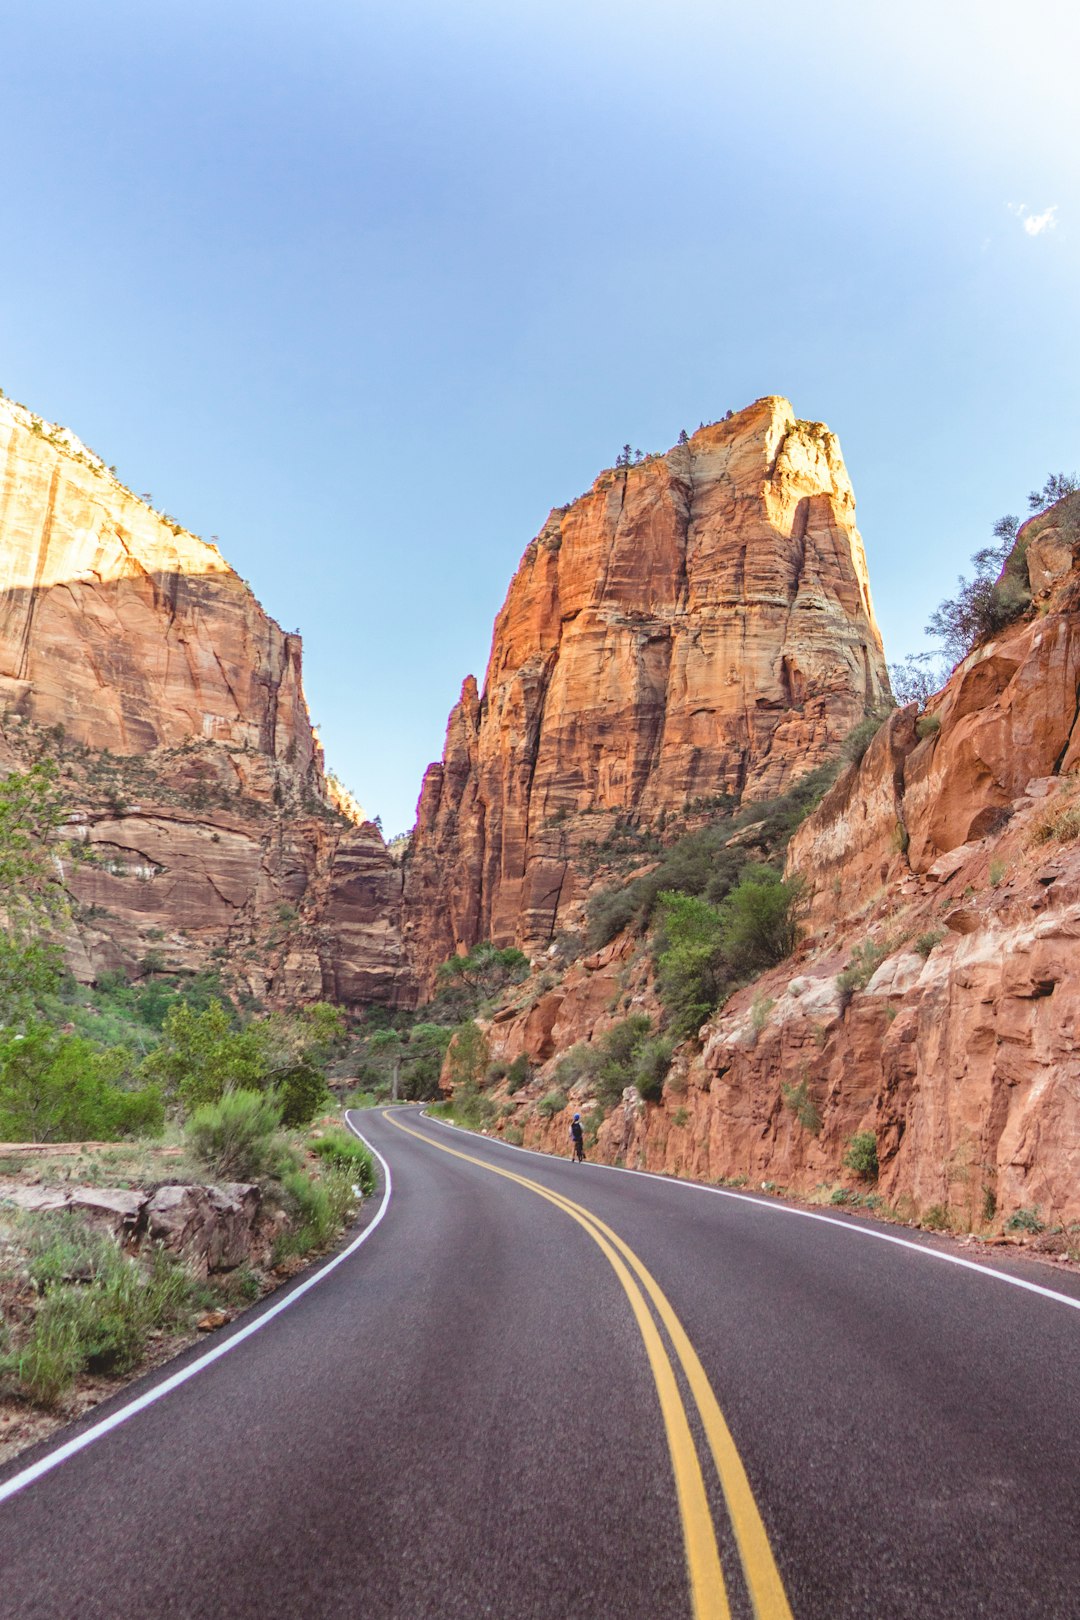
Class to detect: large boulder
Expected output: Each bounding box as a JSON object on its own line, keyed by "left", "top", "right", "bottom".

{"left": 144, "top": 1183, "right": 261, "bottom": 1275}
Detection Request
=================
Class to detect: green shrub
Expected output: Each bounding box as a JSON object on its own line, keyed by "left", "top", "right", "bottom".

{"left": 310, "top": 1129, "right": 376, "bottom": 1196}
{"left": 22, "top": 1212, "right": 119, "bottom": 1291}
{"left": 988, "top": 857, "right": 1007, "bottom": 887}
{"left": 8, "top": 1242, "right": 199, "bottom": 1405}
{"left": 718, "top": 868, "right": 803, "bottom": 975}
{"left": 433, "top": 942, "right": 529, "bottom": 1015}
{"left": 843, "top": 1131, "right": 879, "bottom": 1181}
{"left": 750, "top": 992, "right": 774, "bottom": 1035}
{"left": 593, "top": 1015, "right": 654, "bottom": 1108}
{"left": 399, "top": 1023, "right": 448, "bottom": 1094}
{"left": 1005, "top": 1206, "right": 1044, "bottom": 1233}
{"left": 537, "top": 1089, "right": 567, "bottom": 1120}
{"left": 926, "top": 511, "right": 1032, "bottom": 662}
{"left": 139, "top": 999, "right": 339, "bottom": 1123}
{"left": 445, "top": 1021, "right": 490, "bottom": 1090}
{"left": 585, "top": 884, "right": 640, "bottom": 949}
{"left": 654, "top": 892, "right": 728, "bottom": 1037}
{"left": 836, "top": 939, "right": 887, "bottom": 999}
{"left": 0, "top": 1023, "right": 163, "bottom": 1143}
{"left": 841, "top": 711, "right": 891, "bottom": 767}
{"left": 275, "top": 1167, "right": 357, "bottom": 1260}
{"left": 672, "top": 1107, "right": 689, "bottom": 1128}
{"left": 600, "top": 1015, "right": 652, "bottom": 1070}
{"left": 913, "top": 930, "right": 944, "bottom": 959}
{"left": 275, "top": 1059, "right": 330, "bottom": 1127}
{"left": 633, "top": 1036, "right": 675, "bottom": 1104}
{"left": 450, "top": 1089, "right": 497, "bottom": 1130}
{"left": 505, "top": 1054, "right": 531, "bottom": 1094}
{"left": 503, "top": 1125, "right": 524, "bottom": 1146}
{"left": 915, "top": 713, "right": 941, "bottom": 740}
{"left": 140, "top": 999, "right": 264, "bottom": 1108}
{"left": 922, "top": 1203, "right": 952, "bottom": 1231}
{"left": 186, "top": 1089, "right": 287, "bottom": 1181}
{"left": 781, "top": 1078, "right": 821, "bottom": 1135}
{"left": 555, "top": 1042, "right": 601, "bottom": 1089}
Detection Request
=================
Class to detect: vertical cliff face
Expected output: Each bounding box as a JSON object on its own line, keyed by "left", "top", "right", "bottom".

{"left": 403, "top": 397, "right": 889, "bottom": 985}
{"left": 0, "top": 395, "right": 412, "bottom": 1009}
{"left": 0, "top": 397, "right": 313, "bottom": 765}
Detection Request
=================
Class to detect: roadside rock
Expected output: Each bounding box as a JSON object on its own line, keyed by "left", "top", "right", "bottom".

{"left": 144, "top": 1183, "right": 262, "bottom": 1275}
{"left": 1, "top": 1185, "right": 146, "bottom": 1241}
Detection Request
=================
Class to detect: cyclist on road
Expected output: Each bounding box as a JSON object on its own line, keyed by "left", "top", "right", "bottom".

{"left": 570, "top": 1113, "right": 585, "bottom": 1162}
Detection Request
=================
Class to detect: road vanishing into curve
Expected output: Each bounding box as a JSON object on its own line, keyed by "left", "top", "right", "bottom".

{"left": 3, "top": 1105, "right": 1080, "bottom": 1618}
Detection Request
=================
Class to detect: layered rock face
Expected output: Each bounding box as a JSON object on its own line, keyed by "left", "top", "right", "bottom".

{"left": 0, "top": 397, "right": 313, "bottom": 763}
{"left": 404, "top": 398, "right": 889, "bottom": 985}
{"left": 0, "top": 395, "right": 411, "bottom": 1008}
{"left": 481, "top": 494, "right": 1080, "bottom": 1228}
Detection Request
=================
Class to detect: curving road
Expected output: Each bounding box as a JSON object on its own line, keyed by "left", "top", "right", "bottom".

{"left": 2, "top": 1106, "right": 1080, "bottom": 1618}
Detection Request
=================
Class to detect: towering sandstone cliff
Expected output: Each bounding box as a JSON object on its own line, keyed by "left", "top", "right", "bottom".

{"left": 477, "top": 492, "right": 1080, "bottom": 1231}
{"left": 403, "top": 397, "right": 889, "bottom": 986}
{"left": 0, "top": 395, "right": 410, "bottom": 1007}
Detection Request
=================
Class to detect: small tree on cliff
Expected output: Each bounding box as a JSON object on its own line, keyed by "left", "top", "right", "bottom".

{"left": 1029, "top": 472, "right": 1078, "bottom": 513}
{"left": 445, "top": 1020, "right": 490, "bottom": 1091}
{"left": 926, "top": 514, "right": 1027, "bottom": 664}
{"left": 434, "top": 942, "right": 528, "bottom": 1017}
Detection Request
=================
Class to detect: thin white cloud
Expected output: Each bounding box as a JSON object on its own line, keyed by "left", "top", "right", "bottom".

{"left": 1007, "top": 201, "right": 1059, "bottom": 237}
{"left": 1024, "top": 205, "right": 1058, "bottom": 236}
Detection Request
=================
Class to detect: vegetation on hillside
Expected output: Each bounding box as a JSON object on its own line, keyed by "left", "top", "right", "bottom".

{"left": 581, "top": 757, "right": 843, "bottom": 1038}
{"left": 923, "top": 474, "right": 1079, "bottom": 667}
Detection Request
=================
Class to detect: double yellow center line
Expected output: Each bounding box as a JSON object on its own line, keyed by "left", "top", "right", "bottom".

{"left": 385, "top": 1112, "right": 794, "bottom": 1620}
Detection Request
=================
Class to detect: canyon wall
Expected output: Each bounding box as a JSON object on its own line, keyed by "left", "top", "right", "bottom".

{"left": 403, "top": 397, "right": 890, "bottom": 987}
{"left": 479, "top": 494, "right": 1080, "bottom": 1228}
{"left": 0, "top": 395, "right": 411, "bottom": 1009}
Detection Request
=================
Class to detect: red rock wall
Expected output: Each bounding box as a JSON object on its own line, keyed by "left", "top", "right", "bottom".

{"left": 0, "top": 399, "right": 315, "bottom": 767}
{"left": 481, "top": 500, "right": 1080, "bottom": 1229}
{"left": 404, "top": 398, "right": 889, "bottom": 986}
{"left": 0, "top": 396, "right": 412, "bottom": 1010}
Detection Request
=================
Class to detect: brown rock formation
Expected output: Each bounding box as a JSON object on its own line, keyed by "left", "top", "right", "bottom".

{"left": 404, "top": 397, "right": 889, "bottom": 987}
{"left": 484, "top": 493, "right": 1080, "bottom": 1230}
{"left": 0, "top": 397, "right": 313, "bottom": 764}
{"left": 0, "top": 394, "right": 411, "bottom": 1009}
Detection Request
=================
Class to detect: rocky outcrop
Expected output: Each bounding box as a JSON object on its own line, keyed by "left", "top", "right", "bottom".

{"left": 787, "top": 493, "right": 1080, "bottom": 923}
{"left": 144, "top": 1183, "right": 263, "bottom": 1276}
{"left": 403, "top": 398, "right": 889, "bottom": 987}
{"left": 485, "top": 494, "right": 1080, "bottom": 1230}
{"left": 0, "top": 394, "right": 411, "bottom": 1009}
{"left": 1, "top": 1179, "right": 263, "bottom": 1273}
{"left": 0, "top": 397, "right": 312, "bottom": 763}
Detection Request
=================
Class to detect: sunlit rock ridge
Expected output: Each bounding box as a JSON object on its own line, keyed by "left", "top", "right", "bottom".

{"left": 0, "top": 392, "right": 411, "bottom": 1009}
{"left": 403, "top": 397, "right": 890, "bottom": 988}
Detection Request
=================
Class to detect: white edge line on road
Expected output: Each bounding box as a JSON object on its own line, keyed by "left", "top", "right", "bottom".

{"left": 0, "top": 1117, "right": 391, "bottom": 1509}
{"left": 419, "top": 1109, "right": 1080, "bottom": 1316}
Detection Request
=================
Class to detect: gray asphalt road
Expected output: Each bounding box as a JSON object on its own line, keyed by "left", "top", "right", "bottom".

{"left": 2, "top": 1107, "right": 1079, "bottom": 1619}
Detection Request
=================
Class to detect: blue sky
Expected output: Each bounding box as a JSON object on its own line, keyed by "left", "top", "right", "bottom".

{"left": 1, "top": 0, "right": 1077, "bottom": 834}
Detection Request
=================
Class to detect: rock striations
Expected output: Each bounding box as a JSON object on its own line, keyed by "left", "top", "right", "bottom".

{"left": 403, "top": 397, "right": 889, "bottom": 987}
{"left": 481, "top": 492, "right": 1080, "bottom": 1230}
{"left": 0, "top": 394, "right": 412, "bottom": 1008}
{"left": 0, "top": 397, "right": 311, "bottom": 763}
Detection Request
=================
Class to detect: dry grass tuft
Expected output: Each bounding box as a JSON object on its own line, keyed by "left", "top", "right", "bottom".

{"left": 1031, "top": 797, "right": 1080, "bottom": 845}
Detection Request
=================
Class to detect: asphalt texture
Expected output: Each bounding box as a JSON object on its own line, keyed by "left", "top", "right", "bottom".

{"left": 2, "top": 1107, "right": 1080, "bottom": 1619}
